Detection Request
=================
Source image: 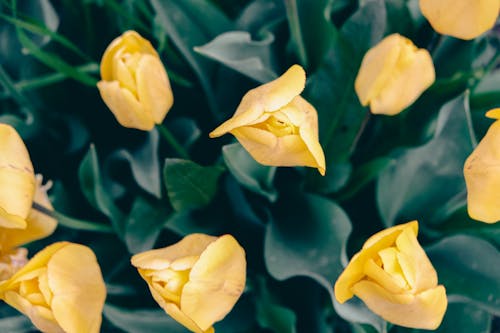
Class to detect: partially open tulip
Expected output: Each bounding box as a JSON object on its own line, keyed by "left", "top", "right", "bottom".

{"left": 0, "top": 175, "right": 57, "bottom": 253}
{"left": 0, "top": 242, "right": 106, "bottom": 333}
{"left": 0, "top": 124, "right": 35, "bottom": 230}
{"left": 131, "top": 234, "right": 246, "bottom": 333}
{"left": 209, "top": 65, "right": 326, "bottom": 175}
{"left": 334, "top": 221, "right": 447, "bottom": 329}
{"left": 464, "top": 108, "right": 500, "bottom": 223}
{"left": 355, "top": 34, "right": 435, "bottom": 116}
{"left": 97, "top": 30, "right": 174, "bottom": 131}
{"left": 420, "top": 0, "right": 500, "bottom": 40}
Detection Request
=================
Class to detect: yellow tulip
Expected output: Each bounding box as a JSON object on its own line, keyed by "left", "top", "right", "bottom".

{"left": 131, "top": 234, "right": 246, "bottom": 333}
{"left": 464, "top": 108, "right": 500, "bottom": 223}
{"left": 0, "top": 175, "right": 57, "bottom": 252}
{"left": 420, "top": 0, "right": 500, "bottom": 40}
{"left": 209, "top": 65, "right": 326, "bottom": 175}
{"left": 0, "top": 248, "right": 28, "bottom": 281}
{"left": 355, "top": 34, "right": 435, "bottom": 116}
{"left": 0, "top": 124, "right": 35, "bottom": 230}
{"left": 0, "top": 242, "right": 106, "bottom": 333}
{"left": 334, "top": 221, "right": 447, "bottom": 329}
{"left": 97, "top": 30, "right": 174, "bottom": 131}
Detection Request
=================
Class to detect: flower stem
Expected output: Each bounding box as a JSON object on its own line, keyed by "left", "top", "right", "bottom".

{"left": 155, "top": 124, "right": 190, "bottom": 159}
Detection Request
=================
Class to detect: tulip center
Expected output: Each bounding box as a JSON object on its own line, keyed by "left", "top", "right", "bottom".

{"left": 148, "top": 268, "right": 191, "bottom": 305}
{"left": 260, "top": 112, "right": 298, "bottom": 137}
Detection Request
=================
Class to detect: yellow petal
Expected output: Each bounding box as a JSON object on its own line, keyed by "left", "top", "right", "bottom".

{"left": 352, "top": 280, "right": 447, "bottom": 329}
{"left": 181, "top": 235, "right": 246, "bottom": 331}
{"left": 334, "top": 221, "right": 417, "bottom": 303}
{"left": 0, "top": 124, "right": 35, "bottom": 229}
{"left": 135, "top": 54, "right": 174, "bottom": 124}
{"left": 464, "top": 120, "right": 500, "bottom": 223}
{"left": 164, "top": 303, "right": 208, "bottom": 333}
{"left": 97, "top": 80, "right": 155, "bottom": 130}
{"left": 485, "top": 108, "right": 500, "bottom": 120}
{"left": 419, "top": 0, "right": 500, "bottom": 40}
{"left": 209, "top": 65, "right": 306, "bottom": 138}
{"left": 0, "top": 175, "right": 57, "bottom": 250}
{"left": 131, "top": 234, "right": 217, "bottom": 270}
{"left": 48, "top": 243, "right": 106, "bottom": 333}
{"left": 363, "top": 258, "right": 406, "bottom": 294}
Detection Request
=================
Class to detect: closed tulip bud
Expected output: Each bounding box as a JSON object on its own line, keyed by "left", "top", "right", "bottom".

{"left": 355, "top": 34, "right": 435, "bottom": 116}
{"left": 209, "top": 65, "right": 326, "bottom": 175}
{"left": 464, "top": 108, "right": 500, "bottom": 223}
{"left": 97, "top": 30, "right": 174, "bottom": 131}
{"left": 0, "top": 175, "right": 57, "bottom": 252}
{"left": 131, "top": 234, "right": 246, "bottom": 333}
{"left": 0, "top": 124, "right": 35, "bottom": 230}
{"left": 0, "top": 242, "right": 106, "bottom": 333}
{"left": 420, "top": 0, "right": 500, "bottom": 40}
{"left": 334, "top": 221, "right": 447, "bottom": 330}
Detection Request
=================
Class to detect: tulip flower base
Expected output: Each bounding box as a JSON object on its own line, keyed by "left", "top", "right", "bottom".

{"left": 0, "top": 1, "right": 499, "bottom": 333}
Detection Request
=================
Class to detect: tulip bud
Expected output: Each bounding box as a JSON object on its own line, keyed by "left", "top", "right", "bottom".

{"left": 334, "top": 221, "right": 447, "bottom": 329}
{"left": 0, "top": 124, "right": 35, "bottom": 230}
{"left": 0, "top": 175, "right": 57, "bottom": 252}
{"left": 209, "top": 65, "right": 326, "bottom": 175}
{"left": 131, "top": 234, "right": 246, "bottom": 333}
{"left": 464, "top": 108, "right": 500, "bottom": 223}
{"left": 0, "top": 242, "right": 106, "bottom": 333}
{"left": 355, "top": 34, "right": 435, "bottom": 116}
{"left": 420, "top": 0, "right": 500, "bottom": 40}
{"left": 97, "top": 30, "right": 174, "bottom": 131}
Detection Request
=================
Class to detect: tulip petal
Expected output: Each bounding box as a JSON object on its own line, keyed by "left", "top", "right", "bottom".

{"left": 136, "top": 54, "right": 174, "bottom": 124}
{"left": 0, "top": 124, "right": 35, "bottom": 229}
{"left": 352, "top": 280, "right": 447, "bottom": 329}
{"left": 464, "top": 121, "right": 500, "bottom": 223}
{"left": 181, "top": 235, "right": 246, "bottom": 331}
{"left": 48, "top": 243, "right": 106, "bottom": 333}
{"left": 485, "top": 108, "right": 500, "bottom": 120}
{"left": 97, "top": 80, "right": 155, "bottom": 130}
{"left": 419, "top": 0, "right": 500, "bottom": 40}
{"left": 131, "top": 234, "right": 217, "bottom": 270}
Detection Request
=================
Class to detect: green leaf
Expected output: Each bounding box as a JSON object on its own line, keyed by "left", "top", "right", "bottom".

{"left": 0, "top": 315, "right": 33, "bottom": 332}
{"left": 264, "top": 193, "right": 351, "bottom": 297}
{"left": 151, "top": 0, "right": 232, "bottom": 120}
{"left": 78, "top": 145, "right": 125, "bottom": 236}
{"left": 427, "top": 235, "right": 500, "bottom": 315}
{"left": 222, "top": 142, "right": 277, "bottom": 201}
{"left": 421, "top": 302, "right": 491, "bottom": 333}
{"left": 195, "top": 31, "right": 277, "bottom": 83}
{"left": 163, "top": 159, "right": 225, "bottom": 211}
{"left": 103, "top": 304, "right": 189, "bottom": 333}
{"left": 283, "top": 0, "right": 336, "bottom": 70}
{"left": 124, "top": 196, "right": 170, "bottom": 254}
{"left": 376, "top": 92, "right": 475, "bottom": 227}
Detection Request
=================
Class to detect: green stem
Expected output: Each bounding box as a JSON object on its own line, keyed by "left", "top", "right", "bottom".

{"left": 155, "top": 124, "right": 190, "bottom": 159}
{"left": 32, "top": 202, "right": 114, "bottom": 233}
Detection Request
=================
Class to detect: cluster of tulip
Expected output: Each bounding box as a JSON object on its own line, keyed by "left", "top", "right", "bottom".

{"left": 0, "top": 0, "right": 498, "bottom": 332}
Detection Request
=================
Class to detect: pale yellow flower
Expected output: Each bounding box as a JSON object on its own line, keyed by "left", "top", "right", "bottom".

{"left": 464, "top": 108, "right": 500, "bottom": 223}
{"left": 0, "top": 175, "right": 57, "bottom": 253}
{"left": 209, "top": 65, "right": 326, "bottom": 175}
{"left": 420, "top": 0, "right": 500, "bottom": 40}
{"left": 97, "top": 30, "right": 174, "bottom": 131}
{"left": 334, "top": 221, "right": 447, "bottom": 329}
{"left": 0, "top": 124, "right": 35, "bottom": 230}
{"left": 0, "top": 248, "right": 28, "bottom": 281}
{"left": 0, "top": 242, "right": 106, "bottom": 333}
{"left": 355, "top": 34, "right": 435, "bottom": 116}
{"left": 131, "top": 234, "right": 246, "bottom": 333}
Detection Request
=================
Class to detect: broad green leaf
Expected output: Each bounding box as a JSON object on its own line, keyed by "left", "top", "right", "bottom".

{"left": 103, "top": 304, "right": 189, "bottom": 333}
{"left": 195, "top": 31, "right": 277, "bottom": 83}
{"left": 222, "top": 142, "right": 277, "bottom": 201}
{"left": 78, "top": 145, "right": 125, "bottom": 236}
{"left": 284, "top": 0, "right": 336, "bottom": 70}
{"left": 0, "top": 315, "right": 33, "bottom": 333}
{"left": 108, "top": 130, "right": 162, "bottom": 198}
{"left": 376, "top": 93, "right": 475, "bottom": 227}
{"left": 427, "top": 235, "right": 500, "bottom": 315}
{"left": 471, "top": 69, "right": 500, "bottom": 109}
{"left": 419, "top": 302, "right": 491, "bottom": 333}
{"left": 236, "top": 0, "right": 285, "bottom": 34}
{"left": 264, "top": 193, "right": 351, "bottom": 298}
{"left": 163, "top": 158, "right": 224, "bottom": 211}
{"left": 124, "top": 196, "right": 170, "bottom": 254}
{"left": 151, "top": 0, "right": 232, "bottom": 120}
{"left": 333, "top": 298, "right": 386, "bottom": 333}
